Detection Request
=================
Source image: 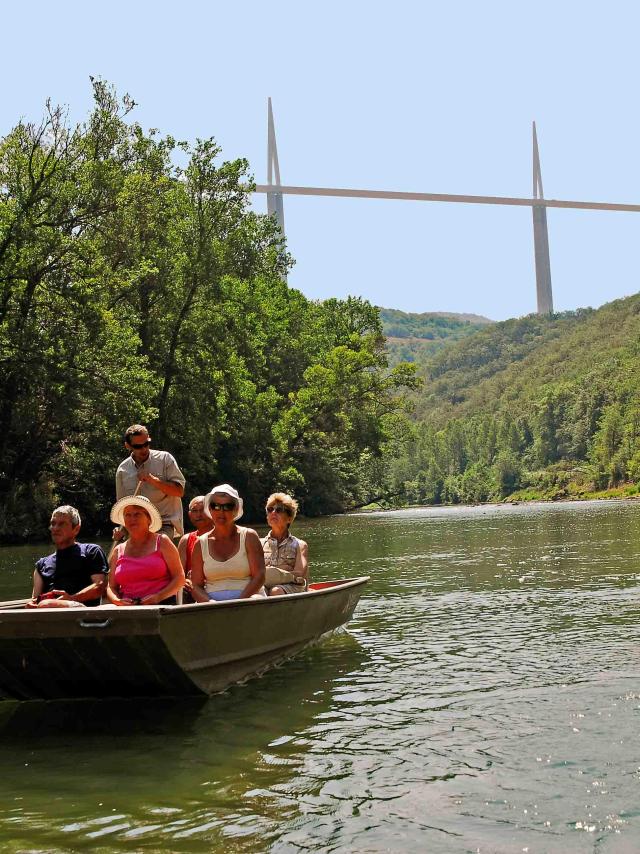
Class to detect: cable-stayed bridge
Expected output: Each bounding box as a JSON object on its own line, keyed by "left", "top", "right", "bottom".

{"left": 253, "top": 100, "right": 640, "bottom": 315}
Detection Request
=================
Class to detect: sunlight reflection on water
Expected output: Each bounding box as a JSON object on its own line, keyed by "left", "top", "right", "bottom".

{"left": 0, "top": 499, "right": 639, "bottom": 851}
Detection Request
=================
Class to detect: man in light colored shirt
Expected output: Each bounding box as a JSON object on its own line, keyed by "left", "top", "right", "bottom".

{"left": 115, "top": 424, "right": 186, "bottom": 538}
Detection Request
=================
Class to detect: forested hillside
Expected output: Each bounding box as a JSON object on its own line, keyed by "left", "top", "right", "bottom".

{"left": 6, "top": 83, "right": 638, "bottom": 538}
{"left": 387, "top": 297, "right": 640, "bottom": 505}
{"left": 380, "top": 307, "right": 491, "bottom": 366}
{"left": 0, "top": 82, "right": 416, "bottom": 540}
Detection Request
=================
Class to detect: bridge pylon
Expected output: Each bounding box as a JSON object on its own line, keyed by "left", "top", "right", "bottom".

{"left": 267, "top": 98, "right": 286, "bottom": 237}
{"left": 532, "top": 122, "right": 554, "bottom": 315}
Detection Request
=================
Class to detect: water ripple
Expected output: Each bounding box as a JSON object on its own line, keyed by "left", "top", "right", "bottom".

{"left": 0, "top": 500, "right": 640, "bottom": 850}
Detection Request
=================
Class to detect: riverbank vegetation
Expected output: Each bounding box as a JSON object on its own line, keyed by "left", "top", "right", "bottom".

{"left": 386, "top": 296, "right": 640, "bottom": 506}
{"left": 5, "top": 82, "right": 640, "bottom": 542}
{"left": 0, "top": 81, "right": 417, "bottom": 541}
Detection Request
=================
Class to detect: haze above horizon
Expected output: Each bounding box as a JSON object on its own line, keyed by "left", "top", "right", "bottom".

{"left": 2, "top": 1, "right": 638, "bottom": 322}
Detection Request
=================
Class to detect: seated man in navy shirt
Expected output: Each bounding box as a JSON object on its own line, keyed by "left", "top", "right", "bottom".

{"left": 28, "top": 505, "right": 108, "bottom": 608}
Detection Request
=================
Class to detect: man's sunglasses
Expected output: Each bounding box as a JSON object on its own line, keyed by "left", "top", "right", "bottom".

{"left": 210, "top": 502, "right": 236, "bottom": 512}
{"left": 129, "top": 440, "right": 151, "bottom": 449}
{"left": 266, "top": 505, "right": 288, "bottom": 514}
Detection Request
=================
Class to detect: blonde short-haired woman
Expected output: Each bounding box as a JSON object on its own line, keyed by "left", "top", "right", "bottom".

{"left": 261, "top": 493, "right": 309, "bottom": 596}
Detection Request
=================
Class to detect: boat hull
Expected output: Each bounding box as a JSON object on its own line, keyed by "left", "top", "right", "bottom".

{"left": 0, "top": 577, "right": 369, "bottom": 700}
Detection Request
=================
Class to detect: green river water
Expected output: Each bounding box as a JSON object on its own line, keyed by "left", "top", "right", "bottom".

{"left": 0, "top": 499, "right": 639, "bottom": 852}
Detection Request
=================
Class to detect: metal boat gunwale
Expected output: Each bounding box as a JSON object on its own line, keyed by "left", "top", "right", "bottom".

{"left": 0, "top": 576, "right": 368, "bottom": 616}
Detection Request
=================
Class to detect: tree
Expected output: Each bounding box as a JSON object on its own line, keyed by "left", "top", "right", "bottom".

{"left": 0, "top": 82, "right": 157, "bottom": 537}
{"left": 0, "top": 82, "right": 419, "bottom": 538}
{"left": 272, "top": 305, "right": 418, "bottom": 513}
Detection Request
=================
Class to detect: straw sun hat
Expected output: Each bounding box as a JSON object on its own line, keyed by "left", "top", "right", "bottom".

{"left": 110, "top": 495, "right": 163, "bottom": 533}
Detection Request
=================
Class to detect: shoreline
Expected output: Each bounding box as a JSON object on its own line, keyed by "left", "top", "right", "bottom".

{"left": 4, "top": 488, "right": 639, "bottom": 545}
{"left": 355, "top": 485, "right": 640, "bottom": 514}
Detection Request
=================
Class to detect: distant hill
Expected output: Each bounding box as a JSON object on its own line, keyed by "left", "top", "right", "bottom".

{"left": 386, "top": 294, "right": 640, "bottom": 505}
{"left": 379, "top": 307, "right": 493, "bottom": 366}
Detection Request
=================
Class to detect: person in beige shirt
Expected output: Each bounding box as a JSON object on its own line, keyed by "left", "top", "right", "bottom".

{"left": 115, "top": 424, "right": 186, "bottom": 539}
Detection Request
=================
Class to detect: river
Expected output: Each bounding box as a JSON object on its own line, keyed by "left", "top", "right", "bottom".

{"left": 0, "top": 499, "right": 638, "bottom": 852}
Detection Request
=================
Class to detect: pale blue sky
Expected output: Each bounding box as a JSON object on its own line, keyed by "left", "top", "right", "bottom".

{"left": 2, "top": 1, "right": 639, "bottom": 320}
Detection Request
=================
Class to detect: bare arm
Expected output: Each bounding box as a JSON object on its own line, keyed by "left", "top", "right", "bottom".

{"left": 177, "top": 533, "right": 188, "bottom": 572}
{"left": 189, "top": 537, "right": 209, "bottom": 603}
{"left": 31, "top": 570, "right": 45, "bottom": 604}
{"left": 239, "top": 529, "right": 266, "bottom": 598}
{"left": 54, "top": 574, "right": 107, "bottom": 603}
{"left": 106, "top": 546, "right": 132, "bottom": 606}
{"left": 294, "top": 539, "right": 309, "bottom": 582}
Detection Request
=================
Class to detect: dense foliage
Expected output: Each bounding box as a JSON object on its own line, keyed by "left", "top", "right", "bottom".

{"left": 387, "top": 298, "right": 640, "bottom": 505}
{"left": 0, "top": 82, "right": 416, "bottom": 541}
{"left": 380, "top": 307, "right": 491, "bottom": 366}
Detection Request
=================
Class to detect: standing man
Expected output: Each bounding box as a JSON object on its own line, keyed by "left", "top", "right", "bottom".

{"left": 115, "top": 424, "right": 186, "bottom": 539}
{"left": 29, "top": 505, "right": 108, "bottom": 607}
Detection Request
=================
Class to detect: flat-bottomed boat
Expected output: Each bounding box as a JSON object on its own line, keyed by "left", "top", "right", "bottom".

{"left": 0, "top": 577, "right": 369, "bottom": 700}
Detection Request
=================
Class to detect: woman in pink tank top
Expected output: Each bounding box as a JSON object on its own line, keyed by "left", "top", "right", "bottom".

{"left": 107, "top": 496, "right": 185, "bottom": 606}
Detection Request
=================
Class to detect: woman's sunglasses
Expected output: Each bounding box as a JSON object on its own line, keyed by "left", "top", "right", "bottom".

{"left": 210, "top": 502, "right": 236, "bottom": 512}
{"left": 266, "top": 505, "right": 288, "bottom": 514}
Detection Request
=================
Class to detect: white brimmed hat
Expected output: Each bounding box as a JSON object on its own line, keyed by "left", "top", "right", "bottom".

{"left": 110, "top": 495, "right": 163, "bottom": 532}
{"left": 204, "top": 483, "right": 244, "bottom": 521}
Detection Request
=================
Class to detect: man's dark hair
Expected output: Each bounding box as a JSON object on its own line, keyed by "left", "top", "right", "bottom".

{"left": 124, "top": 424, "right": 148, "bottom": 443}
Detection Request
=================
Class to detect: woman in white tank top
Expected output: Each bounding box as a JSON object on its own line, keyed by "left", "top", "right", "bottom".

{"left": 190, "top": 484, "right": 266, "bottom": 602}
